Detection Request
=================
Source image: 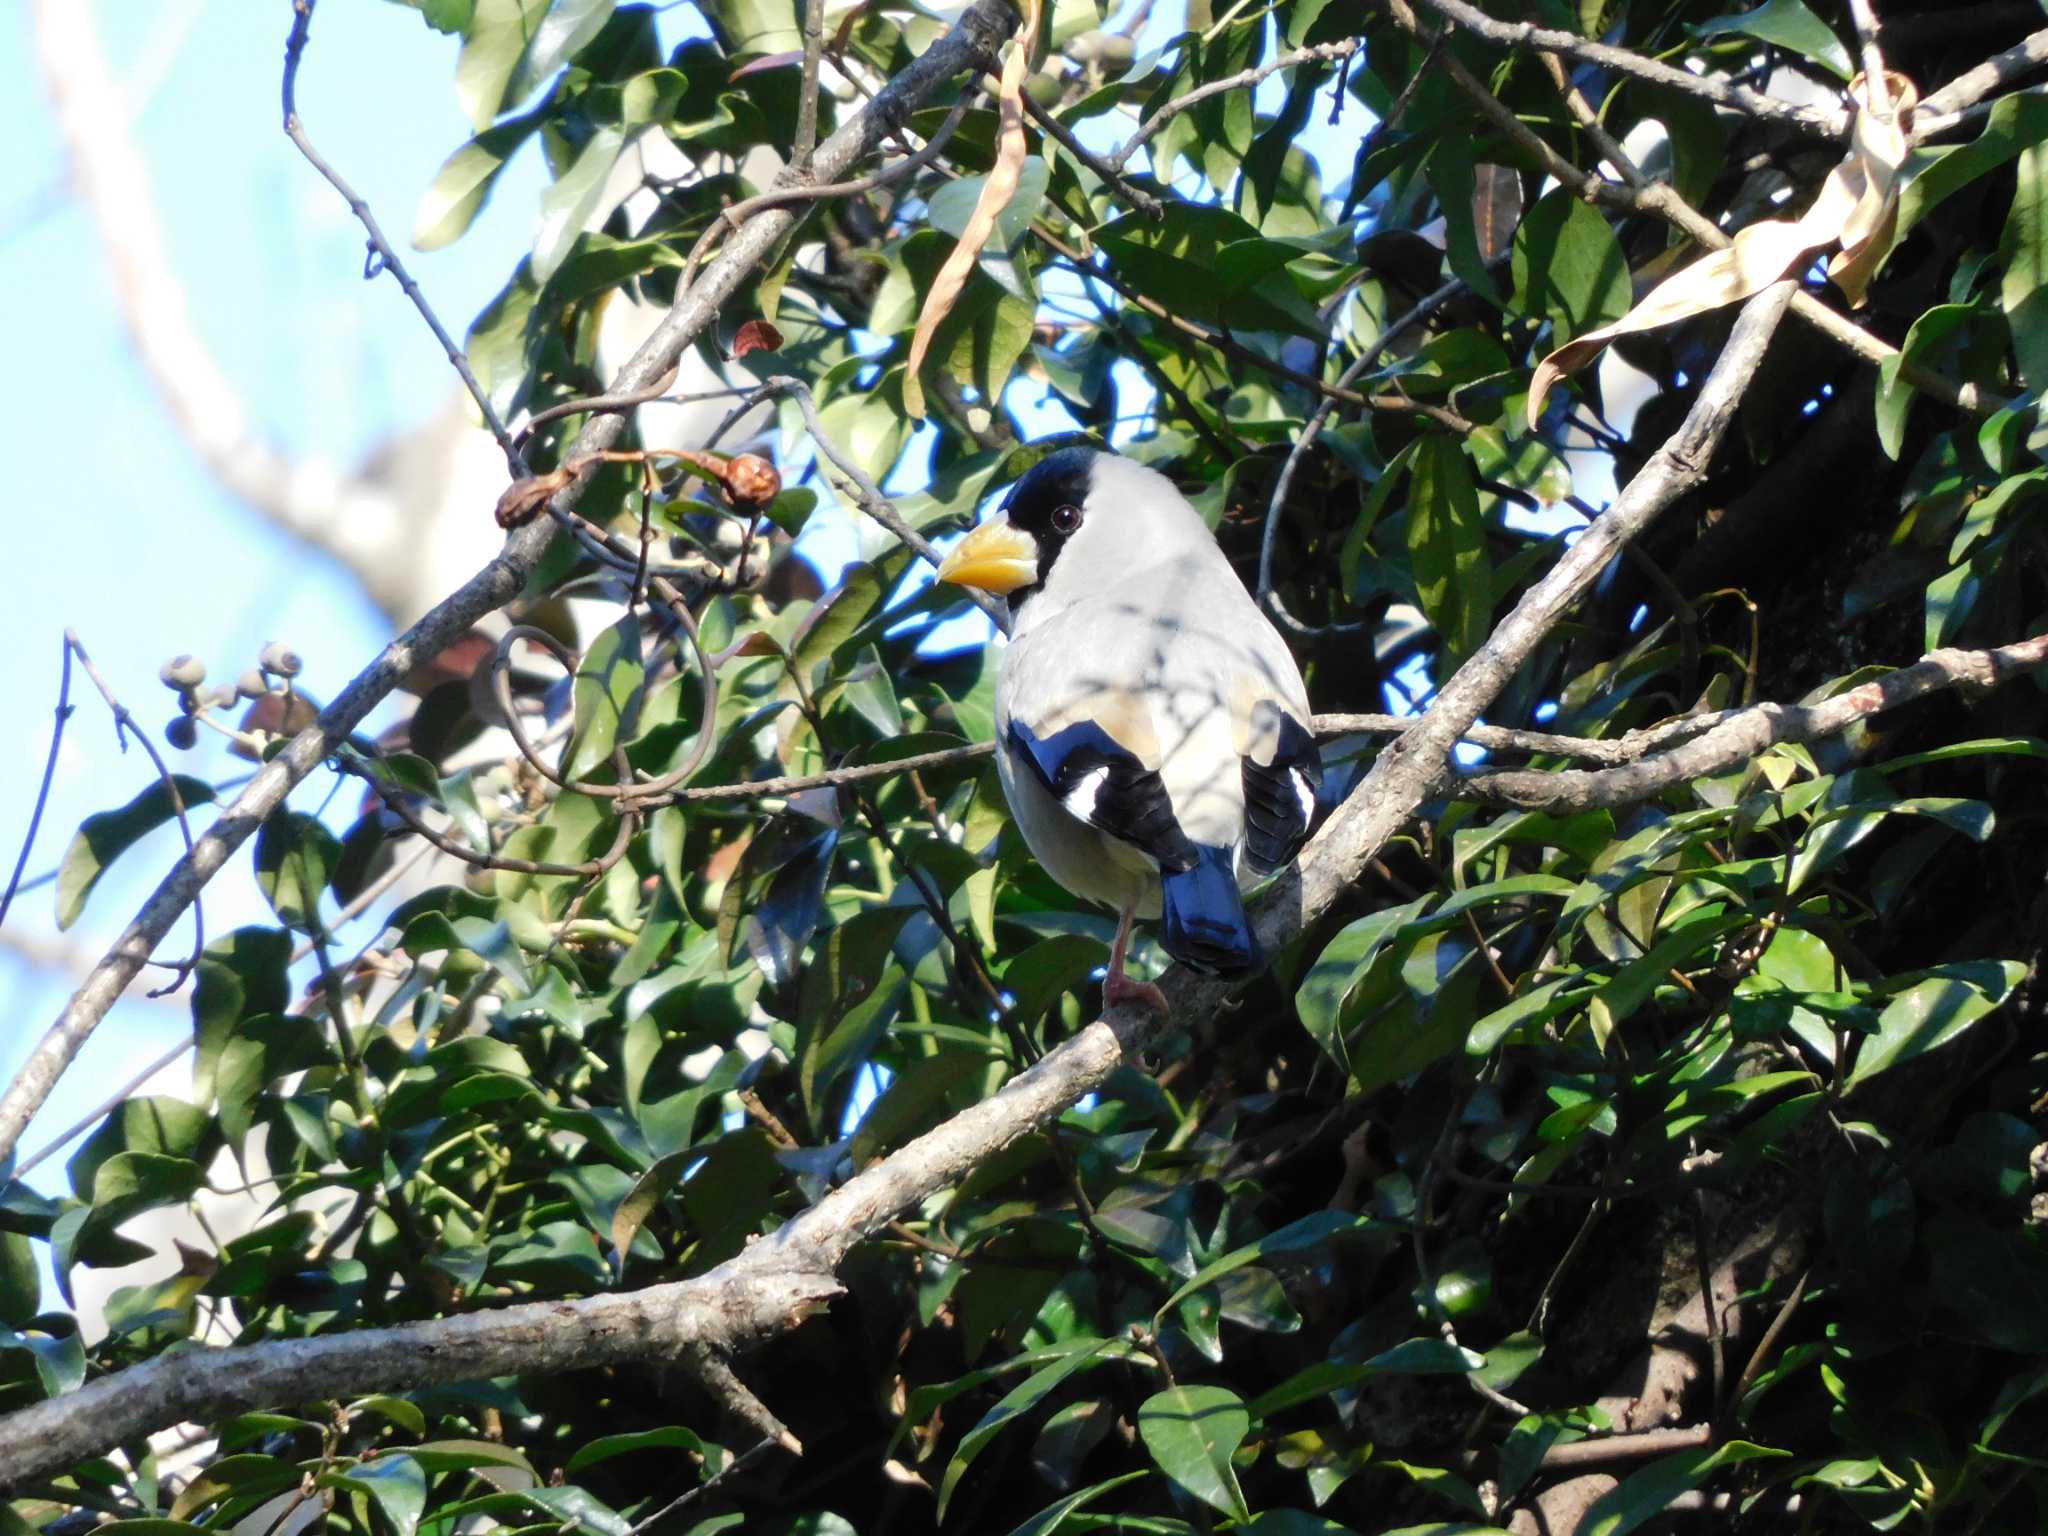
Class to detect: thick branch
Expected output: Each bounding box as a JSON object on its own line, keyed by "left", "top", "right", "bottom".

{"left": 1919, "top": 25, "right": 2048, "bottom": 120}
{"left": 1454, "top": 633, "right": 2048, "bottom": 811}
{"left": 0, "top": 1010, "right": 1120, "bottom": 1490}
{"left": 0, "top": 0, "right": 1021, "bottom": 1172}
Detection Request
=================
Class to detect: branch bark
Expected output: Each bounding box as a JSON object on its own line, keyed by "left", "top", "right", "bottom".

{"left": 1453, "top": 632, "right": 2048, "bottom": 812}
{"left": 0, "top": 0, "right": 1021, "bottom": 1175}
{"left": 0, "top": 271, "right": 1795, "bottom": 1498}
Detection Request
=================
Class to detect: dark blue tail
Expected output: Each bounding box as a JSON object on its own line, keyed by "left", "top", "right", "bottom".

{"left": 1160, "top": 845, "right": 1260, "bottom": 975}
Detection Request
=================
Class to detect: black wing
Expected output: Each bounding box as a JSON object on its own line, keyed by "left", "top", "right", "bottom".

{"left": 1241, "top": 711, "right": 1323, "bottom": 876}
{"left": 1007, "top": 718, "right": 1197, "bottom": 874}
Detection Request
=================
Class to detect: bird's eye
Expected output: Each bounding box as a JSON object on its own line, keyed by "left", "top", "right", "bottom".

{"left": 1051, "top": 504, "right": 1082, "bottom": 534}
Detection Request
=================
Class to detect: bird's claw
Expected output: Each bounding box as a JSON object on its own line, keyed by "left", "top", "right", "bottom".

{"left": 1103, "top": 971, "right": 1168, "bottom": 1018}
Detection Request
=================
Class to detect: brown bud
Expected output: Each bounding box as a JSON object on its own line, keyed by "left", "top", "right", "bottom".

{"left": 495, "top": 466, "right": 574, "bottom": 529}
{"left": 722, "top": 452, "right": 781, "bottom": 513}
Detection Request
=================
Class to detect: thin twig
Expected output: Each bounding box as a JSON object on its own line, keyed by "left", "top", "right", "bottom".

{"left": 1018, "top": 89, "right": 1163, "bottom": 217}
{"left": 280, "top": 0, "right": 519, "bottom": 469}
{"left": 66, "top": 632, "right": 203, "bottom": 995}
{"left": 1846, "top": 0, "right": 1891, "bottom": 113}
{"left": 626, "top": 1438, "right": 780, "bottom": 1535}
{"left": 763, "top": 375, "right": 1012, "bottom": 628}
{"left": 1107, "top": 39, "right": 1360, "bottom": 170}
{"left": 0, "top": 638, "right": 74, "bottom": 937}
{"left": 678, "top": 93, "right": 977, "bottom": 300}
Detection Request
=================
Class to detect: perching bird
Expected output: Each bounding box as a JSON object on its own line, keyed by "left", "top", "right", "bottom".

{"left": 936, "top": 447, "right": 1322, "bottom": 1014}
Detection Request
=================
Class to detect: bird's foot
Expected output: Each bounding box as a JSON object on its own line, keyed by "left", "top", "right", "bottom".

{"left": 1103, "top": 969, "right": 1168, "bottom": 1018}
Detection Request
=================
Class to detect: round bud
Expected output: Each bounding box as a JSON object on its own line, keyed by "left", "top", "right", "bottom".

{"left": 159, "top": 655, "right": 205, "bottom": 690}
{"left": 206, "top": 683, "right": 241, "bottom": 711}
{"left": 722, "top": 452, "right": 782, "bottom": 513}
{"left": 165, "top": 717, "right": 199, "bottom": 751}
{"left": 1024, "top": 69, "right": 1063, "bottom": 107}
{"left": 237, "top": 668, "right": 270, "bottom": 700}
{"left": 259, "top": 642, "right": 303, "bottom": 678}
{"left": 1092, "top": 32, "right": 1134, "bottom": 67}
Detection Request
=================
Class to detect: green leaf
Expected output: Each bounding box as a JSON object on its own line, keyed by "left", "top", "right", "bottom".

{"left": 1295, "top": 897, "right": 1432, "bottom": 1067}
{"left": 1251, "top": 1338, "right": 1483, "bottom": 1418}
{"left": 1001, "top": 1472, "right": 1150, "bottom": 1536}
{"left": 2002, "top": 141, "right": 2048, "bottom": 393}
{"left": 1425, "top": 140, "right": 1505, "bottom": 306}
{"left": 455, "top": 0, "right": 551, "bottom": 129}
{"left": 1692, "top": 0, "right": 1852, "bottom": 80}
{"left": 1155, "top": 1212, "right": 1371, "bottom": 1324}
{"left": 1407, "top": 436, "right": 1492, "bottom": 669}
{"left": 1848, "top": 960, "right": 2026, "bottom": 1088}
{"left": 414, "top": 115, "right": 540, "bottom": 251}
{"left": 533, "top": 127, "right": 627, "bottom": 284}
{"left": 1579, "top": 1441, "right": 1790, "bottom": 1536}
{"left": 1899, "top": 92, "right": 2048, "bottom": 240}
{"left": 1513, "top": 189, "right": 1630, "bottom": 350}
{"left": 566, "top": 614, "right": 647, "bottom": 781}
{"left": 1136, "top": 1384, "right": 1252, "bottom": 1523}
{"left": 0, "top": 1323, "right": 84, "bottom": 1398}
{"left": 510, "top": 0, "right": 617, "bottom": 99}
{"left": 939, "top": 1340, "right": 1120, "bottom": 1517}
{"left": 254, "top": 811, "right": 343, "bottom": 933}
{"left": 56, "top": 775, "right": 216, "bottom": 930}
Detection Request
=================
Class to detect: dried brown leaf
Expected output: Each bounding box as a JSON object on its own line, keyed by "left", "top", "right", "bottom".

{"left": 902, "top": 0, "right": 1039, "bottom": 419}
{"left": 1527, "top": 73, "right": 1917, "bottom": 427}
{"left": 733, "top": 318, "right": 786, "bottom": 359}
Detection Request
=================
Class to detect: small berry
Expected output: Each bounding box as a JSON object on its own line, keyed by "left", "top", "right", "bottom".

{"left": 159, "top": 655, "right": 205, "bottom": 690}
{"left": 259, "top": 642, "right": 303, "bottom": 678}
{"left": 165, "top": 717, "right": 198, "bottom": 751}
{"left": 237, "top": 668, "right": 270, "bottom": 701}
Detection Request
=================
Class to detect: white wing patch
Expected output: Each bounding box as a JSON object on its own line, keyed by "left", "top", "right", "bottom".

{"left": 1063, "top": 766, "right": 1110, "bottom": 824}
{"left": 1290, "top": 768, "right": 1317, "bottom": 827}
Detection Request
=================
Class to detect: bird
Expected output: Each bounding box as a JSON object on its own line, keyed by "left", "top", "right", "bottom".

{"left": 935, "top": 446, "right": 1323, "bottom": 1015}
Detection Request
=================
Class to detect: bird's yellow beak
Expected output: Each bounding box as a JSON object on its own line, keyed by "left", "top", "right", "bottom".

{"left": 935, "top": 516, "right": 1040, "bottom": 595}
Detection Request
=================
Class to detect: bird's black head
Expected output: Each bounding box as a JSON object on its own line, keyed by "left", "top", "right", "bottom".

{"left": 997, "top": 447, "right": 1097, "bottom": 609}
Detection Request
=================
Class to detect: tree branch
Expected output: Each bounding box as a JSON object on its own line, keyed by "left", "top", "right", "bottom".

{"left": 1405, "top": 0, "right": 1850, "bottom": 139}
{"left": 0, "top": 0, "right": 1023, "bottom": 1173}
{"left": 1451, "top": 632, "right": 2048, "bottom": 812}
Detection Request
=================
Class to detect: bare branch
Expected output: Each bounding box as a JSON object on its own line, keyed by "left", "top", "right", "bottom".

{"left": 1107, "top": 39, "right": 1360, "bottom": 171}
{"left": 1920, "top": 26, "right": 2048, "bottom": 121}
{"left": 1452, "top": 633, "right": 2048, "bottom": 812}
{"left": 0, "top": 0, "right": 1023, "bottom": 1171}
{"left": 1405, "top": 0, "right": 1849, "bottom": 139}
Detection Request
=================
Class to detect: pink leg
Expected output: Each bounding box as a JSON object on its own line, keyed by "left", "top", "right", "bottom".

{"left": 1102, "top": 903, "right": 1168, "bottom": 1017}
